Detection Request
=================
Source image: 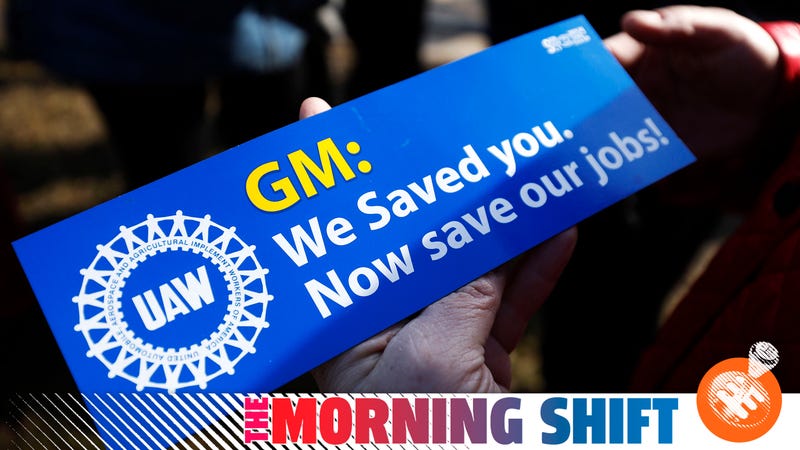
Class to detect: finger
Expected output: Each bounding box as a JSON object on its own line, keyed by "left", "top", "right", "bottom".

{"left": 620, "top": 6, "right": 752, "bottom": 50}
{"left": 491, "top": 227, "right": 578, "bottom": 353}
{"left": 483, "top": 335, "right": 512, "bottom": 391}
{"left": 299, "top": 96, "right": 332, "bottom": 120}
{"left": 312, "top": 322, "right": 406, "bottom": 392}
{"left": 415, "top": 268, "right": 508, "bottom": 350}
{"left": 604, "top": 32, "right": 646, "bottom": 70}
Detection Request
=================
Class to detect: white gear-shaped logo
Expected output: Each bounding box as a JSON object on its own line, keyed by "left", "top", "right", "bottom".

{"left": 73, "top": 211, "right": 271, "bottom": 392}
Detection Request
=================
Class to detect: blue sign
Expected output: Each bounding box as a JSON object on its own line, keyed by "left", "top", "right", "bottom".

{"left": 13, "top": 16, "right": 694, "bottom": 394}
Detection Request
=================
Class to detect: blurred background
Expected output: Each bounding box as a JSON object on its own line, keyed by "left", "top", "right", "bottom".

{"left": 1, "top": 0, "right": 798, "bottom": 445}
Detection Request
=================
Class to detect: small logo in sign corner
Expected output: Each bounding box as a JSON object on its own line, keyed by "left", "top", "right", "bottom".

{"left": 697, "top": 341, "right": 782, "bottom": 442}
{"left": 73, "top": 211, "right": 272, "bottom": 392}
{"left": 541, "top": 26, "right": 591, "bottom": 54}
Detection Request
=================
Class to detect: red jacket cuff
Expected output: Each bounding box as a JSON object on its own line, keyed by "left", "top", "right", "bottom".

{"left": 761, "top": 21, "right": 800, "bottom": 105}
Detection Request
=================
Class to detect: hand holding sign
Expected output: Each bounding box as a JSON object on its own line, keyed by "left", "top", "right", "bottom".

{"left": 300, "top": 97, "right": 578, "bottom": 393}
{"left": 604, "top": 5, "right": 783, "bottom": 206}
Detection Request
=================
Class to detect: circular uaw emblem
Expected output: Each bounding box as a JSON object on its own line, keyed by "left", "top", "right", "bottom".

{"left": 73, "top": 211, "right": 272, "bottom": 392}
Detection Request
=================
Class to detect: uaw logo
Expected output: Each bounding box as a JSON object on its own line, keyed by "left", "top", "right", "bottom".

{"left": 697, "top": 342, "right": 782, "bottom": 442}
{"left": 73, "top": 211, "right": 271, "bottom": 392}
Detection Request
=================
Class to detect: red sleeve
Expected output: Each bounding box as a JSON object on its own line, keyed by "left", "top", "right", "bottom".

{"left": 761, "top": 21, "right": 800, "bottom": 105}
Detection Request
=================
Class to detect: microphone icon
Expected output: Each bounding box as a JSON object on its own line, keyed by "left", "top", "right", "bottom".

{"left": 748, "top": 341, "right": 779, "bottom": 379}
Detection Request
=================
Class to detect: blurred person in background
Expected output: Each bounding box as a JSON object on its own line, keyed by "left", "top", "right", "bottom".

{"left": 338, "top": 0, "right": 672, "bottom": 102}
{"left": 339, "top": 0, "right": 427, "bottom": 99}
{"left": 6, "top": 0, "right": 331, "bottom": 190}
{"left": 608, "top": 4, "right": 800, "bottom": 391}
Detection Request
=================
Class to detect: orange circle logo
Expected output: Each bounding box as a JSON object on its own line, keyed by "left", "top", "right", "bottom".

{"left": 696, "top": 342, "right": 782, "bottom": 442}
